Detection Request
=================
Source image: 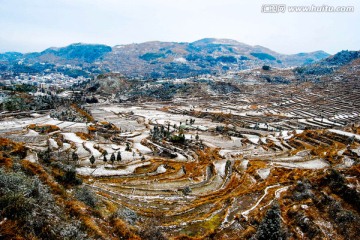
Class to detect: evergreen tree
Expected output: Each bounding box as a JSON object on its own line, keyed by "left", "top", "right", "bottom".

{"left": 117, "top": 151, "right": 122, "bottom": 161}
{"left": 72, "top": 152, "right": 79, "bottom": 163}
{"left": 125, "top": 142, "right": 131, "bottom": 152}
{"left": 110, "top": 153, "right": 115, "bottom": 165}
{"left": 90, "top": 155, "right": 95, "bottom": 165}
{"left": 255, "top": 201, "right": 286, "bottom": 240}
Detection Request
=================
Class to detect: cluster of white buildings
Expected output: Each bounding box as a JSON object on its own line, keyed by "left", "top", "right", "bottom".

{"left": 0, "top": 73, "right": 89, "bottom": 90}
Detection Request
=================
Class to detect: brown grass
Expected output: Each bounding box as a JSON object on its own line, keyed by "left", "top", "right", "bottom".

{"left": 110, "top": 217, "right": 141, "bottom": 240}
{"left": 21, "top": 160, "right": 65, "bottom": 196}
{"left": 0, "top": 138, "right": 27, "bottom": 158}
{"left": 0, "top": 219, "right": 36, "bottom": 240}
{"left": 28, "top": 124, "right": 60, "bottom": 134}
{"left": 75, "top": 132, "right": 93, "bottom": 140}
{"left": 249, "top": 105, "right": 258, "bottom": 110}
{"left": 88, "top": 125, "right": 97, "bottom": 132}
{"left": 0, "top": 155, "right": 13, "bottom": 169}
{"left": 65, "top": 200, "right": 108, "bottom": 239}
{"left": 197, "top": 148, "right": 222, "bottom": 164}
{"left": 71, "top": 104, "right": 94, "bottom": 122}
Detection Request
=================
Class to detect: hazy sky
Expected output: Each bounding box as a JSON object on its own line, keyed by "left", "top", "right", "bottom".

{"left": 0, "top": 0, "right": 359, "bottom": 54}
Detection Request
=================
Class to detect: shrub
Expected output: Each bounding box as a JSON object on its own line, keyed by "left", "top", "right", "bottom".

{"left": 170, "top": 134, "right": 185, "bottom": 144}
{"left": 38, "top": 147, "right": 51, "bottom": 163}
{"left": 75, "top": 186, "right": 98, "bottom": 208}
{"left": 0, "top": 169, "right": 87, "bottom": 239}
{"left": 254, "top": 201, "right": 287, "bottom": 240}
{"left": 262, "top": 65, "right": 271, "bottom": 70}
{"left": 114, "top": 206, "right": 138, "bottom": 225}
{"left": 182, "top": 186, "right": 192, "bottom": 195}
{"left": 61, "top": 166, "right": 82, "bottom": 185}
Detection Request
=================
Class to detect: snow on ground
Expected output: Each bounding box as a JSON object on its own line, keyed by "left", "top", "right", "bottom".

{"left": 197, "top": 125, "right": 208, "bottom": 131}
{"left": 174, "top": 153, "right": 187, "bottom": 161}
{"left": 249, "top": 123, "right": 276, "bottom": 131}
{"left": 42, "top": 119, "right": 63, "bottom": 126}
{"left": 275, "top": 186, "right": 289, "bottom": 198}
{"left": 184, "top": 134, "right": 194, "bottom": 140}
{"left": 25, "top": 151, "right": 38, "bottom": 163}
{"left": 111, "top": 144, "right": 121, "bottom": 150}
{"left": 272, "top": 159, "right": 329, "bottom": 169}
{"left": 337, "top": 157, "right": 355, "bottom": 168}
{"left": 48, "top": 138, "right": 59, "bottom": 149}
{"left": 242, "top": 184, "right": 280, "bottom": 220}
{"left": 214, "top": 160, "right": 228, "bottom": 177}
{"left": 337, "top": 149, "right": 346, "bottom": 156}
{"left": 257, "top": 168, "right": 270, "bottom": 179}
{"left": 200, "top": 134, "right": 243, "bottom": 149}
{"left": 61, "top": 143, "right": 71, "bottom": 151}
{"left": 25, "top": 129, "right": 39, "bottom": 136}
{"left": 328, "top": 129, "right": 360, "bottom": 141}
{"left": 313, "top": 118, "right": 343, "bottom": 126}
{"left": 240, "top": 159, "right": 249, "bottom": 170}
{"left": 100, "top": 145, "right": 119, "bottom": 156}
{"left": 130, "top": 131, "right": 150, "bottom": 142}
{"left": 281, "top": 131, "right": 289, "bottom": 137}
{"left": 62, "top": 133, "right": 84, "bottom": 143}
{"left": 230, "top": 137, "right": 243, "bottom": 147}
{"left": 245, "top": 111, "right": 263, "bottom": 116}
{"left": 100, "top": 106, "right": 223, "bottom": 129}
{"left": 174, "top": 57, "right": 187, "bottom": 63}
{"left": 156, "top": 165, "right": 167, "bottom": 174}
{"left": 76, "top": 145, "right": 91, "bottom": 159}
{"left": 133, "top": 143, "right": 152, "bottom": 154}
{"left": 298, "top": 119, "right": 322, "bottom": 127}
{"left": 84, "top": 142, "right": 102, "bottom": 158}
{"left": 98, "top": 144, "right": 145, "bottom": 162}
{"left": 119, "top": 132, "right": 141, "bottom": 138}
{"left": 269, "top": 155, "right": 303, "bottom": 162}
{"left": 76, "top": 161, "right": 151, "bottom": 176}
{"left": 56, "top": 121, "right": 76, "bottom": 129}
{"left": 350, "top": 147, "right": 360, "bottom": 157}
{"left": 68, "top": 123, "right": 88, "bottom": 128}
{"left": 218, "top": 150, "right": 243, "bottom": 158}
{"left": 242, "top": 134, "right": 259, "bottom": 144}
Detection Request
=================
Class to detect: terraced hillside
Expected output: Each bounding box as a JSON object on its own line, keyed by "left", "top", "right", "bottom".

{"left": 1, "top": 78, "right": 360, "bottom": 239}
{"left": 1, "top": 51, "right": 360, "bottom": 239}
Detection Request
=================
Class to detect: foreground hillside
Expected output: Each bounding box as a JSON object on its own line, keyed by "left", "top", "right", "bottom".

{"left": 1, "top": 81, "right": 360, "bottom": 239}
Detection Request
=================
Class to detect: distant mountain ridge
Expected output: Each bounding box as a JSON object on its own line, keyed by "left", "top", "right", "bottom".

{"left": 295, "top": 50, "right": 360, "bottom": 76}
{"left": 0, "top": 38, "right": 330, "bottom": 79}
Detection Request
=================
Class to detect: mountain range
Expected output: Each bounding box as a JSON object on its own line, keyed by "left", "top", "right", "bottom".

{"left": 0, "top": 38, "right": 330, "bottom": 79}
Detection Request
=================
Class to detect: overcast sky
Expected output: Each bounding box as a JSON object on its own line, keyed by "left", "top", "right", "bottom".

{"left": 0, "top": 0, "right": 359, "bottom": 54}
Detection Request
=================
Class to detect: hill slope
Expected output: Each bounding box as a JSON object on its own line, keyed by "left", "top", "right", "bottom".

{"left": 0, "top": 38, "right": 330, "bottom": 79}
